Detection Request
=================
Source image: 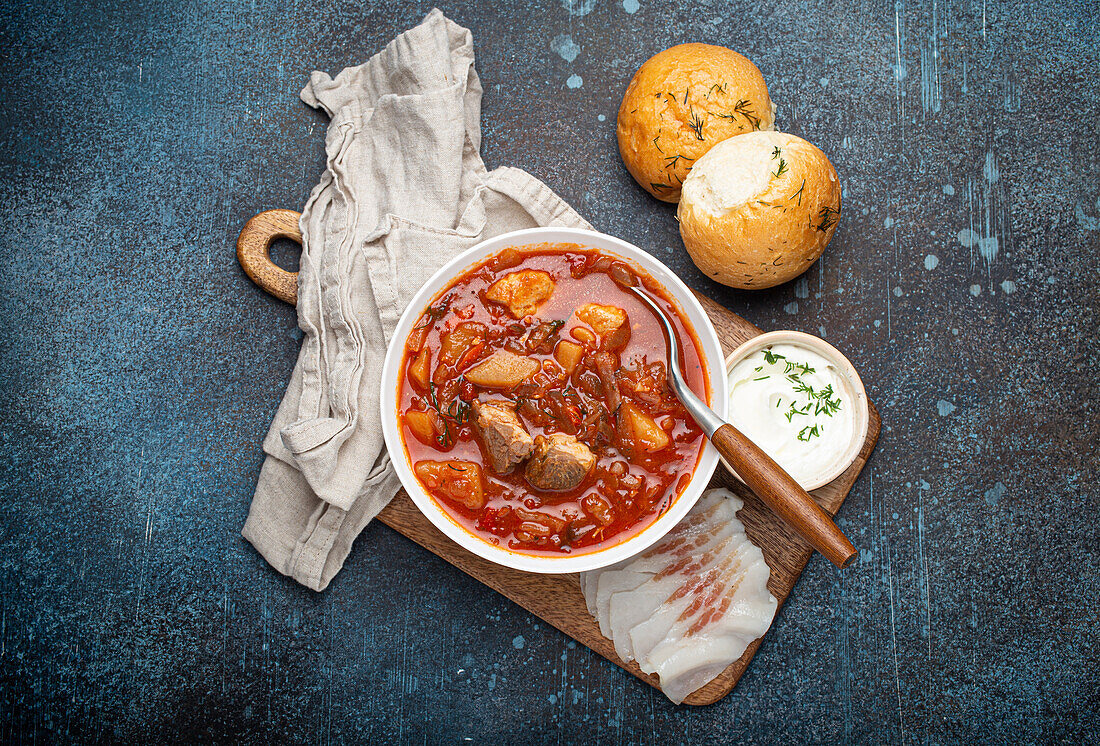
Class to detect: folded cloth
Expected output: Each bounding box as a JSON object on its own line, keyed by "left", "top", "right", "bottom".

{"left": 242, "top": 9, "right": 591, "bottom": 590}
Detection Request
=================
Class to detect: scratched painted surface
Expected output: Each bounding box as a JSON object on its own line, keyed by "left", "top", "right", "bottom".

{"left": 0, "top": 0, "right": 1097, "bottom": 742}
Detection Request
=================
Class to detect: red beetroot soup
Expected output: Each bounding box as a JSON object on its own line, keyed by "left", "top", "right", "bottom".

{"left": 398, "top": 243, "right": 709, "bottom": 556}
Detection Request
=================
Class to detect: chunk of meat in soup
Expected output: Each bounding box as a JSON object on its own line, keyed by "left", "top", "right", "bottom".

{"left": 575, "top": 303, "right": 630, "bottom": 349}
{"left": 485, "top": 270, "right": 555, "bottom": 318}
{"left": 470, "top": 400, "right": 535, "bottom": 474}
{"left": 525, "top": 432, "right": 597, "bottom": 492}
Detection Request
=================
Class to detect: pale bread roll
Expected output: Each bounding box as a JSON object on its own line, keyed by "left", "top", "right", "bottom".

{"left": 677, "top": 131, "right": 841, "bottom": 289}
{"left": 617, "top": 44, "right": 776, "bottom": 203}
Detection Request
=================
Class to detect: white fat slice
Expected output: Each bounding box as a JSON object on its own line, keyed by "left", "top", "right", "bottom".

{"left": 619, "top": 509, "right": 737, "bottom": 575}
{"left": 608, "top": 519, "right": 741, "bottom": 663}
{"left": 606, "top": 575, "right": 669, "bottom": 661}
{"left": 639, "top": 549, "right": 775, "bottom": 669}
{"left": 579, "top": 488, "right": 779, "bottom": 704}
{"left": 628, "top": 533, "right": 744, "bottom": 663}
{"left": 649, "top": 636, "right": 752, "bottom": 704}
{"left": 593, "top": 569, "right": 651, "bottom": 640}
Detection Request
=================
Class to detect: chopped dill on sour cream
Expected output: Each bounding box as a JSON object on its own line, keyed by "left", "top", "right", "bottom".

{"left": 727, "top": 343, "right": 855, "bottom": 487}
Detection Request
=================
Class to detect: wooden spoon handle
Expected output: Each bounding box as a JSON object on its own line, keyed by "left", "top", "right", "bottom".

{"left": 236, "top": 209, "right": 303, "bottom": 306}
{"left": 711, "top": 424, "right": 857, "bottom": 568}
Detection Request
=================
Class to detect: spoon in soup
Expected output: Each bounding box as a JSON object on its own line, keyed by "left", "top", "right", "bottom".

{"left": 625, "top": 282, "right": 858, "bottom": 569}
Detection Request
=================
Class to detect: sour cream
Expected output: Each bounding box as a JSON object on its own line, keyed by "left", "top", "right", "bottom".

{"left": 727, "top": 342, "right": 856, "bottom": 487}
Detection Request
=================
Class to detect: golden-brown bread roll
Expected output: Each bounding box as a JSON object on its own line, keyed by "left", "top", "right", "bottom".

{"left": 677, "top": 131, "right": 841, "bottom": 289}
{"left": 617, "top": 44, "right": 776, "bottom": 203}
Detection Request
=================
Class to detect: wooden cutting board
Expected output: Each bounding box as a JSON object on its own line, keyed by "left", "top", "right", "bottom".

{"left": 238, "top": 209, "right": 881, "bottom": 706}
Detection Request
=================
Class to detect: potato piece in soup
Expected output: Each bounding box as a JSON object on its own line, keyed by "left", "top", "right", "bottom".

{"left": 408, "top": 348, "right": 431, "bottom": 391}
{"left": 465, "top": 349, "right": 540, "bottom": 388}
{"left": 485, "top": 270, "right": 555, "bottom": 318}
{"left": 414, "top": 460, "right": 486, "bottom": 510}
{"left": 404, "top": 410, "right": 439, "bottom": 446}
{"left": 439, "top": 322, "right": 487, "bottom": 367}
{"left": 554, "top": 340, "right": 585, "bottom": 374}
{"left": 619, "top": 402, "right": 671, "bottom": 453}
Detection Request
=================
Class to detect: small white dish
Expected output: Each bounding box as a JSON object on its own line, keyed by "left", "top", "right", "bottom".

{"left": 379, "top": 227, "right": 728, "bottom": 574}
{"left": 722, "top": 330, "right": 869, "bottom": 491}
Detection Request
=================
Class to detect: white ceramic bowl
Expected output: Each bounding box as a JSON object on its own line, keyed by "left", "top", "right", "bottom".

{"left": 721, "top": 330, "right": 869, "bottom": 491}
{"left": 380, "top": 227, "right": 728, "bottom": 574}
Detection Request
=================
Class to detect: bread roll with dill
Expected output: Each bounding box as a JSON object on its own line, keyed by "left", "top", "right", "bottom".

{"left": 677, "top": 131, "right": 841, "bottom": 289}
{"left": 617, "top": 44, "right": 776, "bottom": 203}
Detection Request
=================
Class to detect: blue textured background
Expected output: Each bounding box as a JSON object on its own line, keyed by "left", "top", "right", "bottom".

{"left": 1, "top": 0, "right": 1098, "bottom": 742}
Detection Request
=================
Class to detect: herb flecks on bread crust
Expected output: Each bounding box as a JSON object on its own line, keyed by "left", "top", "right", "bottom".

{"left": 617, "top": 44, "right": 776, "bottom": 203}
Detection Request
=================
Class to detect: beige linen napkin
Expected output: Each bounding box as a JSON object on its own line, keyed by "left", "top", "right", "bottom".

{"left": 242, "top": 9, "right": 591, "bottom": 590}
